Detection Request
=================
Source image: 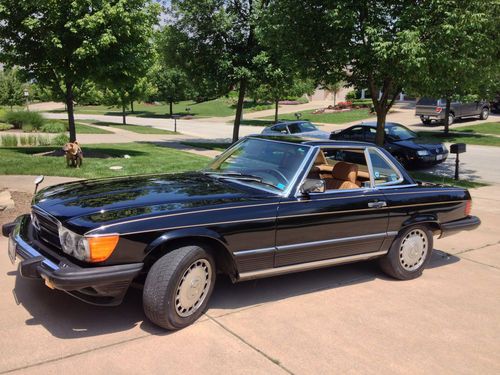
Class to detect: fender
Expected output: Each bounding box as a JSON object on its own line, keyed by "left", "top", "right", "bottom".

{"left": 401, "top": 214, "right": 439, "bottom": 231}
{"left": 144, "top": 227, "right": 230, "bottom": 256}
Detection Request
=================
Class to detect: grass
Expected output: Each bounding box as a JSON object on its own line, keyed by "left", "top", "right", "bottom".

{"left": 262, "top": 108, "right": 374, "bottom": 124}
{"left": 0, "top": 143, "right": 210, "bottom": 179}
{"left": 239, "top": 119, "right": 274, "bottom": 126}
{"left": 90, "top": 121, "right": 177, "bottom": 134}
{"left": 181, "top": 142, "right": 231, "bottom": 152}
{"left": 417, "top": 131, "right": 500, "bottom": 147}
{"left": 409, "top": 171, "right": 487, "bottom": 189}
{"left": 453, "top": 122, "right": 500, "bottom": 135}
{"left": 50, "top": 98, "right": 273, "bottom": 118}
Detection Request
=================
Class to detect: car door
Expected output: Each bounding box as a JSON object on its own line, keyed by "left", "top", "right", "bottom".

{"left": 274, "top": 146, "right": 390, "bottom": 267}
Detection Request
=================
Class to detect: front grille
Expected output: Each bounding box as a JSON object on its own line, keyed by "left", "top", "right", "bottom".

{"left": 32, "top": 208, "right": 61, "bottom": 250}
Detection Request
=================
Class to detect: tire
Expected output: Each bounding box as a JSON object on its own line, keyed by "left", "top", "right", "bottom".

{"left": 379, "top": 225, "right": 433, "bottom": 280}
{"left": 445, "top": 113, "right": 455, "bottom": 126}
{"left": 420, "top": 116, "right": 431, "bottom": 125}
{"left": 143, "top": 245, "right": 216, "bottom": 330}
{"left": 479, "top": 107, "right": 489, "bottom": 120}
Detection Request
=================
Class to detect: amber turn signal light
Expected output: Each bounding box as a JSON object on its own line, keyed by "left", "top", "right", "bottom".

{"left": 86, "top": 235, "right": 119, "bottom": 262}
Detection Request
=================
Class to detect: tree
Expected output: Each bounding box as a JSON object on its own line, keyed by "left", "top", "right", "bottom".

{"left": 249, "top": 52, "right": 314, "bottom": 123}
{"left": 0, "top": 69, "right": 25, "bottom": 110}
{"left": 153, "top": 67, "right": 192, "bottom": 117}
{"left": 407, "top": 0, "right": 499, "bottom": 134}
{"left": 322, "top": 81, "right": 346, "bottom": 106}
{"left": 0, "top": 0, "right": 159, "bottom": 141}
{"left": 166, "top": 0, "right": 270, "bottom": 142}
{"left": 262, "top": 1, "right": 429, "bottom": 146}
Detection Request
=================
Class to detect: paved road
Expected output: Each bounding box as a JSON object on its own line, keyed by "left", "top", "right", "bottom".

{"left": 0, "top": 186, "right": 499, "bottom": 374}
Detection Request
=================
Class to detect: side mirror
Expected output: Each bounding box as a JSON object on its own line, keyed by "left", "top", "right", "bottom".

{"left": 34, "top": 175, "right": 44, "bottom": 195}
{"left": 300, "top": 179, "right": 325, "bottom": 195}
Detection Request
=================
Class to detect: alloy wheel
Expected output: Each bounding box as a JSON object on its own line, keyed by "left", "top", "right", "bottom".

{"left": 175, "top": 259, "right": 212, "bottom": 317}
{"left": 399, "top": 229, "right": 428, "bottom": 271}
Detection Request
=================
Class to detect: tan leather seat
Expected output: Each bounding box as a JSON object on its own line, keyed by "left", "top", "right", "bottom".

{"left": 325, "top": 162, "right": 359, "bottom": 190}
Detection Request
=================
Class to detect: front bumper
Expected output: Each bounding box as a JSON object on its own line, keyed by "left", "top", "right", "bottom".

{"left": 440, "top": 216, "right": 481, "bottom": 238}
{"left": 409, "top": 152, "right": 449, "bottom": 166}
{"left": 3, "top": 215, "right": 143, "bottom": 306}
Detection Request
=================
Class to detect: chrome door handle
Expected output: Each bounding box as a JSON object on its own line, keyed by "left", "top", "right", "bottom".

{"left": 368, "top": 201, "right": 387, "bottom": 208}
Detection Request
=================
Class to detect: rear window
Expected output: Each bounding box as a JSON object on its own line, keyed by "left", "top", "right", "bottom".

{"left": 416, "top": 97, "right": 438, "bottom": 106}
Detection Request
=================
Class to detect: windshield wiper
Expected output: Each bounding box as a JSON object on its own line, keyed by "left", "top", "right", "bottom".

{"left": 205, "top": 171, "right": 282, "bottom": 191}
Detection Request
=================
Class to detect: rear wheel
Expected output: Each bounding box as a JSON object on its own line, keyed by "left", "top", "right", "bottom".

{"left": 143, "top": 245, "right": 216, "bottom": 330}
{"left": 479, "top": 107, "right": 489, "bottom": 120}
{"left": 445, "top": 113, "right": 455, "bottom": 126}
{"left": 420, "top": 116, "right": 431, "bottom": 125}
{"left": 379, "top": 225, "right": 433, "bottom": 280}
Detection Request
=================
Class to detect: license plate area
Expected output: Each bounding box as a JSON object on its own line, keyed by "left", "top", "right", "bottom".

{"left": 436, "top": 154, "right": 444, "bottom": 160}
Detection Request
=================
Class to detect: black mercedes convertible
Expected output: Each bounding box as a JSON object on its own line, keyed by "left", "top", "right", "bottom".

{"left": 3, "top": 136, "right": 480, "bottom": 330}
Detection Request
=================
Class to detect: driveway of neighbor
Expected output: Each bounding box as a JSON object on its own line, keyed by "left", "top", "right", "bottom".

{"left": 0, "top": 184, "right": 499, "bottom": 374}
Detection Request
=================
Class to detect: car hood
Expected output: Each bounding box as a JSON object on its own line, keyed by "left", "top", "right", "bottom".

{"left": 33, "top": 172, "right": 269, "bottom": 229}
{"left": 392, "top": 138, "right": 446, "bottom": 152}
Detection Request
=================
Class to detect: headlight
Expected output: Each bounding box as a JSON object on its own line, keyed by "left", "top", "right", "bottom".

{"left": 58, "top": 225, "right": 119, "bottom": 262}
{"left": 417, "top": 150, "right": 430, "bottom": 156}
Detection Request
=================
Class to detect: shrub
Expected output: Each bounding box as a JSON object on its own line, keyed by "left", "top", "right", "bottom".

{"left": 0, "top": 123, "right": 14, "bottom": 131}
{"left": 19, "top": 134, "right": 37, "bottom": 146}
{"left": 4, "top": 111, "right": 45, "bottom": 130}
{"left": 345, "top": 90, "right": 358, "bottom": 100}
{"left": 37, "top": 135, "right": 52, "bottom": 146}
{"left": 1, "top": 134, "right": 18, "bottom": 147}
{"left": 40, "top": 121, "right": 66, "bottom": 133}
{"left": 52, "top": 133, "right": 69, "bottom": 146}
{"left": 336, "top": 101, "right": 353, "bottom": 109}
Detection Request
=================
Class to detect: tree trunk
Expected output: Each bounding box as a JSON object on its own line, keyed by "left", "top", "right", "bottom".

{"left": 130, "top": 101, "right": 135, "bottom": 114}
{"left": 232, "top": 79, "right": 247, "bottom": 143}
{"left": 122, "top": 103, "right": 126, "bottom": 125}
{"left": 444, "top": 97, "right": 451, "bottom": 135}
{"left": 65, "top": 82, "right": 76, "bottom": 142}
{"left": 274, "top": 99, "right": 279, "bottom": 123}
{"left": 375, "top": 108, "right": 387, "bottom": 146}
{"left": 169, "top": 101, "right": 173, "bottom": 117}
{"left": 333, "top": 92, "right": 337, "bottom": 106}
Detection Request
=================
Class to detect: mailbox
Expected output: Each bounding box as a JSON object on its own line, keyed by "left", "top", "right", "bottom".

{"left": 450, "top": 143, "right": 466, "bottom": 154}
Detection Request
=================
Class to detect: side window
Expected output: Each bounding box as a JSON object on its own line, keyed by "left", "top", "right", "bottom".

{"left": 364, "top": 128, "right": 376, "bottom": 143}
{"left": 367, "top": 148, "right": 403, "bottom": 186}
{"left": 287, "top": 123, "right": 301, "bottom": 134}
{"left": 344, "top": 126, "right": 364, "bottom": 140}
{"left": 272, "top": 124, "right": 288, "bottom": 134}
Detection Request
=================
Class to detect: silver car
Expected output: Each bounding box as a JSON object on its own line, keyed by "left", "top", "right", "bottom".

{"left": 261, "top": 121, "right": 330, "bottom": 139}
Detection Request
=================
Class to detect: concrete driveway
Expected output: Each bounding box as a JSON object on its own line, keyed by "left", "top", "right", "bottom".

{"left": 0, "top": 185, "right": 499, "bottom": 374}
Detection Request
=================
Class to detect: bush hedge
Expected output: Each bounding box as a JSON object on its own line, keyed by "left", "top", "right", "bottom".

{"left": 4, "top": 111, "right": 45, "bottom": 130}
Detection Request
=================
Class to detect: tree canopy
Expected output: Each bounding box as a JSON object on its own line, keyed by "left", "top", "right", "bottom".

{"left": 0, "top": 68, "right": 25, "bottom": 110}
{"left": 0, "top": 0, "right": 159, "bottom": 141}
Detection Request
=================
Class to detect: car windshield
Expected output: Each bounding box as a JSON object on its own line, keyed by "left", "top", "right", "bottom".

{"left": 205, "top": 138, "right": 311, "bottom": 192}
{"left": 385, "top": 125, "right": 417, "bottom": 141}
{"left": 288, "top": 122, "right": 317, "bottom": 134}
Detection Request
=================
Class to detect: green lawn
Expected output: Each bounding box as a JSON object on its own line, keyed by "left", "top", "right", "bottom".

{"left": 262, "top": 108, "right": 374, "bottom": 124}
{"left": 89, "top": 121, "right": 177, "bottom": 134}
{"left": 409, "top": 171, "right": 487, "bottom": 189}
{"left": 49, "top": 98, "right": 273, "bottom": 118}
{"left": 181, "top": 142, "right": 232, "bottom": 152}
{"left": 417, "top": 131, "right": 500, "bottom": 147}
{"left": 0, "top": 143, "right": 210, "bottom": 179}
{"left": 454, "top": 122, "right": 500, "bottom": 135}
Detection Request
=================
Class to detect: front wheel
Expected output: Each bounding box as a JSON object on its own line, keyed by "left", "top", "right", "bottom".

{"left": 143, "top": 245, "right": 216, "bottom": 330}
{"left": 379, "top": 225, "right": 433, "bottom": 280}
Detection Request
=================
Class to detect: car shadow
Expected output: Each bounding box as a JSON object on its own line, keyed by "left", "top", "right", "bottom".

{"left": 10, "top": 250, "right": 459, "bottom": 339}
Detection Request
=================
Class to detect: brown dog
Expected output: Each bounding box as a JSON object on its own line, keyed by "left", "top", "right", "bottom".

{"left": 63, "top": 141, "right": 83, "bottom": 168}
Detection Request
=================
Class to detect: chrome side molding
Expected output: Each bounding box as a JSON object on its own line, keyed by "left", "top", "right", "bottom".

{"left": 237, "top": 250, "right": 388, "bottom": 282}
